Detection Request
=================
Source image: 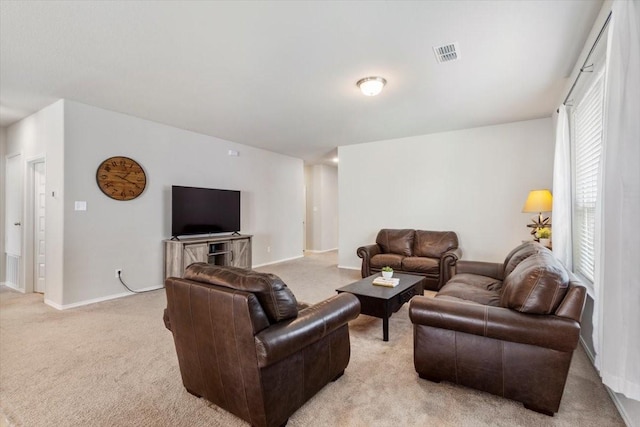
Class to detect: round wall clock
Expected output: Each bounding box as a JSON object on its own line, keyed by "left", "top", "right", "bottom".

{"left": 96, "top": 156, "right": 147, "bottom": 201}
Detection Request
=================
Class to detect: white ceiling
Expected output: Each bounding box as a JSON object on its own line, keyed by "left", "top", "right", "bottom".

{"left": 0, "top": 1, "right": 602, "bottom": 164}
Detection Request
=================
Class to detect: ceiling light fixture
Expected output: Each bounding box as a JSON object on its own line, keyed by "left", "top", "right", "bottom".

{"left": 357, "top": 76, "right": 387, "bottom": 96}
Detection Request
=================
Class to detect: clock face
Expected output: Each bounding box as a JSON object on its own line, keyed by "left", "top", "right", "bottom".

{"left": 96, "top": 156, "right": 147, "bottom": 201}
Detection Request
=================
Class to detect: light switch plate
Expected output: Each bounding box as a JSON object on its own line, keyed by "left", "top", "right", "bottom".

{"left": 74, "top": 201, "right": 87, "bottom": 211}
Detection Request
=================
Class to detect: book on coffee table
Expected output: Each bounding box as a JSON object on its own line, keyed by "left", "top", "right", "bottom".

{"left": 372, "top": 277, "right": 400, "bottom": 287}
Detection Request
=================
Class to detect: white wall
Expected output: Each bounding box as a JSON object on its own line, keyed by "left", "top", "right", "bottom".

{"left": 5, "top": 100, "right": 303, "bottom": 307}
{"left": 0, "top": 127, "right": 6, "bottom": 282}
{"left": 61, "top": 100, "right": 303, "bottom": 305}
{"left": 305, "top": 164, "right": 338, "bottom": 252}
{"left": 338, "top": 118, "right": 554, "bottom": 269}
{"left": 320, "top": 165, "right": 338, "bottom": 250}
{"left": 5, "top": 101, "right": 65, "bottom": 305}
{"left": 304, "top": 165, "right": 314, "bottom": 251}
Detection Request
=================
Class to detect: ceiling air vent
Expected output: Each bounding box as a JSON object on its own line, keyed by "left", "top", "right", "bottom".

{"left": 433, "top": 42, "right": 460, "bottom": 63}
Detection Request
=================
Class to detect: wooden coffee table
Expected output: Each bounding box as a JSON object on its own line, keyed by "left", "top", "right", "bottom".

{"left": 336, "top": 273, "right": 424, "bottom": 341}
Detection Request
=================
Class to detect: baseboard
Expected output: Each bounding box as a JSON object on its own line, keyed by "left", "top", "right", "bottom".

{"left": 579, "top": 336, "right": 597, "bottom": 364}
{"left": 304, "top": 248, "right": 338, "bottom": 253}
{"left": 253, "top": 255, "right": 304, "bottom": 268}
{"left": 44, "top": 285, "right": 165, "bottom": 310}
{"left": 337, "top": 265, "right": 359, "bottom": 271}
{"left": 579, "top": 338, "right": 636, "bottom": 427}
{"left": 605, "top": 389, "right": 636, "bottom": 427}
{"left": 1, "top": 282, "right": 25, "bottom": 293}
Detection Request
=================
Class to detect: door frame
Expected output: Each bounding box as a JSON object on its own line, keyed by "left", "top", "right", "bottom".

{"left": 32, "top": 161, "right": 46, "bottom": 293}
{"left": 24, "top": 156, "right": 46, "bottom": 294}
{"left": 4, "top": 152, "right": 24, "bottom": 290}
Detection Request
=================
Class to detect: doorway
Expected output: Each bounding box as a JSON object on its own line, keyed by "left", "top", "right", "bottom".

{"left": 3, "top": 156, "right": 46, "bottom": 295}
{"left": 33, "top": 161, "right": 46, "bottom": 293}
{"left": 5, "top": 154, "right": 22, "bottom": 289}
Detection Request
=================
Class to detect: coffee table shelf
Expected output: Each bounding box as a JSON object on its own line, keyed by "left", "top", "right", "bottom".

{"left": 336, "top": 273, "right": 424, "bottom": 341}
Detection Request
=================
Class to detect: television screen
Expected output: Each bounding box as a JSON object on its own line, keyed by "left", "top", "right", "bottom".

{"left": 171, "top": 186, "right": 240, "bottom": 237}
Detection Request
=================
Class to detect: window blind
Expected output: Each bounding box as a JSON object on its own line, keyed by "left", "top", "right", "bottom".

{"left": 571, "top": 71, "right": 604, "bottom": 284}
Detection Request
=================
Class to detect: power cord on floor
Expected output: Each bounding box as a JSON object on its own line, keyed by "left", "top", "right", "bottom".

{"left": 118, "top": 271, "right": 164, "bottom": 294}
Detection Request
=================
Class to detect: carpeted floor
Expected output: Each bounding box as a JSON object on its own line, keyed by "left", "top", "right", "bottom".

{"left": 0, "top": 252, "right": 624, "bottom": 426}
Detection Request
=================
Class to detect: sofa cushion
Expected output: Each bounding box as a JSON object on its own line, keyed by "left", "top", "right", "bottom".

{"left": 370, "top": 253, "right": 404, "bottom": 270}
{"left": 500, "top": 252, "right": 570, "bottom": 314}
{"left": 436, "top": 273, "right": 503, "bottom": 306}
{"left": 413, "top": 230, "right": 458, "bottom": 258}
{"left": 402, "top": 257, "right": 439, "bottom": 274}
{"left": 376, "top": 229, "right": 415, "bottom": 256}
{"left": 184, "top": 263, "right": 298, "bottom": 323}
{"left": 447, "top": 273, "right": 503, "bottom": 292}
{"left": 502, "top": 241, "right": 544, "bottom": 278}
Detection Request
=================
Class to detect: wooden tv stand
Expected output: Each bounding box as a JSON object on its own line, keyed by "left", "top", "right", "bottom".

{"left": 164, "top": 234, "right": 252, "bottom": 280}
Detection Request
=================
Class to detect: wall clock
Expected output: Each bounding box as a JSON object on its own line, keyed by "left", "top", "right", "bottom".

{"left": 96, "top": 156, "right": 147, "bottom": 201}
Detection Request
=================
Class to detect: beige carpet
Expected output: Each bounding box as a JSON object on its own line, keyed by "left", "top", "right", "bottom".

{"left": 0, "top": 252, "right": 624, "bottom": 426}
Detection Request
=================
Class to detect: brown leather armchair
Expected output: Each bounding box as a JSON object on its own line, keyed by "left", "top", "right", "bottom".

{"left": 164, "top": 263, "right": 360, "bottom": 427}
{"left": 409, "top": 242, "right": 587, "bottom": 415}
{"left": 357, "top": 229, "right": 461, "bottom": 291}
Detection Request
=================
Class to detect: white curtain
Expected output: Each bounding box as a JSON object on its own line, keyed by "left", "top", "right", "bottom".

{"left": 594, "top": 0, "right": 640, "bottom": 401}
{"left": 552, "top": 105, "right": 572, "bottom": 270}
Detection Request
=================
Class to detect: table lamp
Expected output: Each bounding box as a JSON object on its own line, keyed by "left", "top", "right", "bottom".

{"left": 522, "top": 189, "right": 553, "bottom": 238}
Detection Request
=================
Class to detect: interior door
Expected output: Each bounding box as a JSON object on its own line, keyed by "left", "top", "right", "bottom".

{"left": 6, "top": 154, "right": 22, "bottom": 255}
{"left": 34, "top": 161, "right": 46, "bottom": 293}
{"left": 5, "top": 154, "right": 22, "bottom": 288}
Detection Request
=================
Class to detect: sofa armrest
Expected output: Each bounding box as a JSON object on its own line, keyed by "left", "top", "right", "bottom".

{"left": 357, "top": 244, "right": 381, "bottom": 278}
{"left": 409, "top": 296, "right": 580, "bottom": 352}
{"left": 163, "top": 308, "right": 171, "bottom": 331}
{"left": 439, "top": 247, "right": 462, "bottom": 288}
{"left": 254, "top": 293, "right": 361, "bottom": 368}
{"left": 455, "top": 260, "right": 504, "bottom": 280}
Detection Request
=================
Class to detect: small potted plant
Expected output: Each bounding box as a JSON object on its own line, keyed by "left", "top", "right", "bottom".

{"left": 537, "top": 228, "right": 551, "bottom": 248}
{"left": 381, "top": 266, "right": 394, "bottom": 279}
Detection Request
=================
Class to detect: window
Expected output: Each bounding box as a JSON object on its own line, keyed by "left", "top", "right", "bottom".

{"left": 570, "top": 70, "right": 604, "bottom": 285}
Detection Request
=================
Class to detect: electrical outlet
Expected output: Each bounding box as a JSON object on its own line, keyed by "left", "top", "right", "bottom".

{"left": 267, "top": 246, "right": 271, "bottom": 253}
{"left": 115, "top": 268, "right": 122, "bottom": 278}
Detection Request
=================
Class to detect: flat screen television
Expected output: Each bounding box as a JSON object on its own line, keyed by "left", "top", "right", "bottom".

{"left": 171, "top": 186, "right": 241, "bottom": 237}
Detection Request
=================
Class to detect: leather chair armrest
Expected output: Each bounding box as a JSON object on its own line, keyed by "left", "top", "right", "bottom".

{"left": 439, "top": 247, "right": 462, "bottom": 288}
{"left": 409, "top": 296, "right": 580, "bottom": 352}
{"left": 163, "top": 308, "right": 172, "bottom": 331}
{"left": 357, "top": 244, "right": 381, "bottom": 278}
{"left": 455, "top": 260, "right": 504, "bottom": 280}
{"left": 254, "top": 293, "right": 361, "bottom": 368}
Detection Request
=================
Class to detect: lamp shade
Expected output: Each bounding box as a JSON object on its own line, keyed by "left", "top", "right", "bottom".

{"left": 522, "top": 189, "right": 553, "bottom": 213}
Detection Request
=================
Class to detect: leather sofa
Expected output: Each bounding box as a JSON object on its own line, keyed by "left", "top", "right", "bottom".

{"left": 163, "top": 263, "right": 361, "bottom": 427}
{"left": 357, "top": 229, "right": 461, "bottom": 291}
{"left": 409, "top": 242, "right": 587, "bottom": 415}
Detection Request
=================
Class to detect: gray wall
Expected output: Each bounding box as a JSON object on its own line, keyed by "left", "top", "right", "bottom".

{"left": 0, "top": 127, "right": 6, "bottom": 282}
{"left": 5, "top": 101, "right": 65, "bottom": 303}
{"left": 305, "top": 164, "right": 338, "bottom": 252}
{"left": 6, "top": 100, "right": 305, "bottom": 307}
{"left": 338, "top": 117, "right": 554, "bottom": 268}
